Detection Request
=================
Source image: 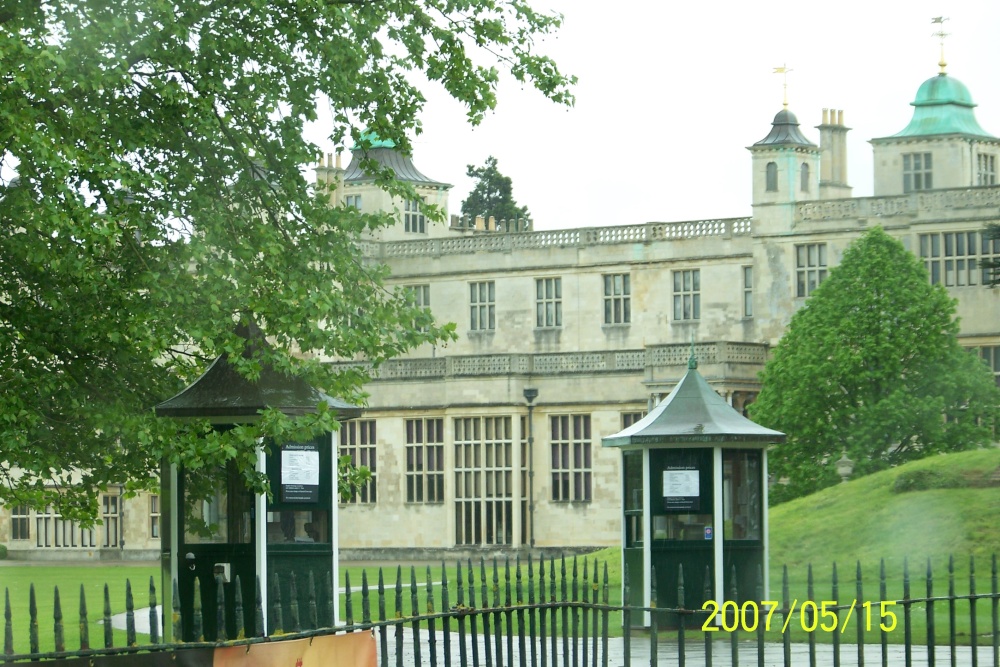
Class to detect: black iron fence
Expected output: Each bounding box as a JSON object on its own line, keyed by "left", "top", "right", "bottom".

{"left": 3, "top": 554, "right": 1000, "bottom": 666}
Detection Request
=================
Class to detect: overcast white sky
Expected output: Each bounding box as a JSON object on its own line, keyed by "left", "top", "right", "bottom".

{"left": 319, "top": 1, "right": 1000, "bottom": 231}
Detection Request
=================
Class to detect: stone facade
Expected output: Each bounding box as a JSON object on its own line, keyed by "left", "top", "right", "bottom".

{"left": 1, "top": 66, "right": 997, "bottom": 561}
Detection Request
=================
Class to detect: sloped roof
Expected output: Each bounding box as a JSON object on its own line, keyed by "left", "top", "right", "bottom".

{"left": 887, "top": 73, "right": 995, "bottom": 139}
{"left": 342, "top": 147, "right": 451, "bottom": 189}
{"left": 602, "top": 357, "right": 785, "bottom": 447}
{"left": 751, "top": 109, "right": 817, "bottom": 148}
{"left": 155, "top": 321, "right": 361, "bottom": 419}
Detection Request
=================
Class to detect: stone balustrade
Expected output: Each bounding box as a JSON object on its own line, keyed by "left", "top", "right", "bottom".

{"left": 331, "top": 341, "right": 769, "bottom": 381}
{"left": 365, "top": 217, "right": 753, "bottom": 260}
{"left": 797, "top": 185, "right": 1000, "bottom": 222}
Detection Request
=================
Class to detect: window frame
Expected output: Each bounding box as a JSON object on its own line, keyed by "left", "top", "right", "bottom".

{"left": 405, "top": 418, "right": 445, "bottom": 504}
{"left": 340, "top": 420, "right": 377, "bottom": 504}
{"left": 535, "top": 277, "right": 563, "bottom": 329}
{"left": 550, "top": 414, "right": 593, "bottom": 503}
{"left": 404, "top": 198, "right": 426, "bottom": 233}
{"left": 672, "top": 269, "right": 701, "bottom": 321}
{"left": 469, "top": 280, "right": 496, "bottom": 332}
{"left": 742, "top": 265, "right": 753, "bottom": 318}
{"left": 11, "top": 504, "right": 29, "bottom": 541}
{"left": 795, "top": 243, "right": 827, "bottom": 297}
{"left": 903, "top": 152, "right": 933, "bottom": 193}
{"left": 603, "top": 273, "right": 631, "bottom": 325}
{"left": 919, "top": 232, "right": 980, "bottom": 287}
{"left": 977, "top": 153, "right": 996, "bottom": 186}
{"left": 765, "top": 162, "right": 778, "bottom": 192}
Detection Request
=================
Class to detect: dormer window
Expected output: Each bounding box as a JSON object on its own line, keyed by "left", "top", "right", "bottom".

{"left": 978, "top": 153, "right": 996, "bottom": 185}
{"left": 404, "top": 198, "right": 425, "bottom": 233}
{"left": 765, "top": 162, "right": 778, "bottom": 192}
{"left": 903, "top": 152, "right": 932, "bottom": 192}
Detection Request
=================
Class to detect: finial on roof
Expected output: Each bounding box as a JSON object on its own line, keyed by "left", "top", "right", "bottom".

{"left": 932, "top": 16, "right": 949, "bottom": 74}
{"left": 688, "top": 333, "right": 698, "bottom": 369}
{"left": 773, "top": 64, "right": 792, "bottom": 110}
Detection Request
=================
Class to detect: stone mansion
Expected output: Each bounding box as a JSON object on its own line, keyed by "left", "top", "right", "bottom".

{"left": 1, "top": 62, "right": 998, "bottom": 560}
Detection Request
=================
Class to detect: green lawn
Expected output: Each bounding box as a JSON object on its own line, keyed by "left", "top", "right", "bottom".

{"left": 6, "top": 449, "right": 1000, "bottom": 652}
{"left": 0, "top": 564, "right": 160, "bottom": 655}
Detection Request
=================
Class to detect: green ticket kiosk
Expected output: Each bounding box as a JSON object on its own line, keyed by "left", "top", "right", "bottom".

{"left": 155, "top": 321, "right": 359, "bottom": 641}
{"left": 603, "top": 353, "right": 784, "bottom": 626}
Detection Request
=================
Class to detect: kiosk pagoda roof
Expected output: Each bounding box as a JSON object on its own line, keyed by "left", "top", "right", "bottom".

{"left": 602, "top": 355, "right": 785, "bottom": 447}
{"left": 155, "top": 321, "right": 361, "bottom": 420}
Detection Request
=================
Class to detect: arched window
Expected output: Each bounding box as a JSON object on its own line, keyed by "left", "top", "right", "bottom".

{"left": 765, "top": 162, "right": 778, "bottom": 192}
{"left": 800, "top": 163, "right": 810, "bottom": 192}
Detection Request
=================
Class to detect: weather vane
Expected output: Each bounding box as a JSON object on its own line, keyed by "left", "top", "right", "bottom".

{"left": 773, "top": 64, "right": 792, "bottom": 109}
{"left": 931, "top": 16, "right": 949, "bottom": 74}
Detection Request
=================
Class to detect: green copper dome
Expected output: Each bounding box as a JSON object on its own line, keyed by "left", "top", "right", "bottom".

{"left": 352, "top": 130, "right": 397, "bottom": 150}
{"left": 893, "top": 74, "right": 995, "bottom": 138}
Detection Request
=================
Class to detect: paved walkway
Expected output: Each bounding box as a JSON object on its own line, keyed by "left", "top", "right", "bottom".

{"left": 376, "top": 627, "right": 997, "bottom": 667}
{"left": 111, "top": 611, "right": 997, "bottom": 666}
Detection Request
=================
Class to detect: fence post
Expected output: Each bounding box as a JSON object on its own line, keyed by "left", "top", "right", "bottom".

{"left": 622, "top": 562, "right": 631, "bottom": 667}
{"left": 344, "top": 571, "right": 353, "bottom": 627}
{"left": 729, "top": 566, "right": 738, "bottom": 667}
{"left": 969, "top": 556, "right": 978, "bottom": 667}
{"left": 855, "top": 562, "right": 864, "bottom": 667}
{"left": 393, "top": 566, "right": 403, "bottom": 667}
{"left": 677, "top": 564, "right": 685, "bottom": 667}
{"left": 807, "top": 565, "right": 815, "bottom": 667}
{"left": 781, "top": 566, "right": 790, "bottom": 667}
{"left": 289, "top": 572, "right": 301, "bottom": 633}
{"left": 426, "top": 566, "right": 437, "bottom": 667}
{"left": 325, "top": 571, "right": 335, "bottom": 630}
{"left": 409, "top": 567, "right": 421, "bottom": 667}
{"left": 755, "top": 565, "right": 764, "bottom": 667}
{"left": 362, "top": 570, "right": 372, "bottom": 629}
{"left": 307, "top": 572, "right": 317, "bottom": 631}
{"left": 79, "top": 585, "right": 90, "bottom": 651}
{"left": 215, "top": 576, "right": 227, "bottom": 642}
{"left": 4, "top": 589, "right": 12, "bottom": 656}
{"left": 506, "top": 557, "right": 515, "bottom": 667}
{"left": 101, "top": 583, "right": 112, "bottom": 648}
{"left": 528, "top": 554, "right": 538, "bottom": 667}
{"left": 172, "top": 579, "right": 182, "bottom": 642}
{"left": 377, "top": 568, "right": 389, "bottom": 667}
{"left": 192, "top": 577, "right": 203, "bottom": 642}
{"left": 53, "top": 587, "right": 64, "bottom": 653}
{"left": 517, "top": 555, "right": 526, "bottom": 667}
{"left": 455, "top": 562, "right": 467, "bottom": 667}
{"left": 255, "top": 576, "right": 264, "bottom": 638}
{"left": 903, "top": 558, "right": 912, "bottom": 666}
{"left": 880, "top": 559, "right": 888, "bottom": 667}
{"left": 649, "top": 564, "right": 657, "bottom": 667}
{"left": 270, "top": 572, "right": 283, "bottom": 636}
{"left": 704, "top": 566, "right": 714, "bottom": 667}
{"left": 540, "top": 557, "right": 548, "bottom": 667}
{"left": 29, "top": 584, "right": 38, "bottom": 655}
{"left": 469, "top": 558, "right": 482, "bottom": 667}
{"left": 440, "top": 563, "right": 451, "bottom": 667}
{"left": 148, "top": 576, "right": 159, "bottom": 644}
{"left": 234, "top": 575, "right": 245, "bottom": 640}
{"left": 926, "top": 560, "right": 934, "bottom": 667}
{"left": 602, "top": 561, "right": 610, "bottom": 667}
{"left": 992, "top": 555, "right": 998, "bottom": 666}
{"left": 831, "top": 563, "right": 840, "bottom": 667}
{"left": 571, "top": 557, "right": 579, "bottom": 667}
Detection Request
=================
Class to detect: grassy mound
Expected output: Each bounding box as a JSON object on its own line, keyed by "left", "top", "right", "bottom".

{"left": 769, "top": 448, "right": 1000, "bottom": 570}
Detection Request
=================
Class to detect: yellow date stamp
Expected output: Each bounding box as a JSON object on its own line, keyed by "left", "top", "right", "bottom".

{"left": 700, "top": 600, "right": 898, "bottom": 634}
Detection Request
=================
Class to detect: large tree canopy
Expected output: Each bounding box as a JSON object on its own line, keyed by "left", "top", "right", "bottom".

{"left": 461, "top": 155, "right": 530, "bottom": 226}
{"left": 0, "top": 1, "right": 573, "bottom": 519}
{"left": 751, "top": 227, "right": 1000, "bottom": 503}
